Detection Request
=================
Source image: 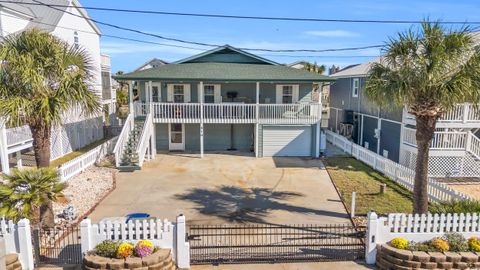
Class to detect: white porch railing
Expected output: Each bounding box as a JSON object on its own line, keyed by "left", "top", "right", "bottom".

{"left": 326, "top": 130, "right": 471, "bottom": 202}
{"left": 402, "top": 127, "right": 469, "bottom": 150}
{"left": 57, "top": 136, "right": 117, "bottom": 181}
{"left": 469, "top": 133, "right": 480, "bottom": 160}
{"left": 403, "top": 103, "right": 480, "bottom": 125}
{"left": 136, "top": 113, "right": 153, "bottom": 167}
{"left": 135, "top": 102, "right": 321, "bottom": 124}
{"left": 6, "top": 125, "right": 33, "bottom": 150}
{"left": 113, "top": 113, "right": 134, "bottom": 167}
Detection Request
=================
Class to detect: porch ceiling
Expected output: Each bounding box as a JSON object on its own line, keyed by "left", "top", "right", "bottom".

{"left": 114, "top": 62, "right": 335, "bottom": 82}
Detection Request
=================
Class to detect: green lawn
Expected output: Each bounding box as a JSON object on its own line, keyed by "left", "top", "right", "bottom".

{"left": 50, "top": 138, "right": 110, "bottom": 168}
{"left": 323, "top": 157, "right": 413, "bottom": 215}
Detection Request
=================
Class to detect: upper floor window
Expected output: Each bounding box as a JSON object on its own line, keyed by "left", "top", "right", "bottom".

{"left": 73, "top": 31, "right": 79, "bottom": 49}
{"left": 173, "top": 85, "right": 185, "bottom": 103}
{"left": 282, "top": 85, "right": 294, "bottom": 104}
{"left": 152, "top": 84, "right": 160, "bottom": 102}
{"left": 352, "top": 78, "right": 359, "bottom": 97}
{"left": 204, "top": 85, "right": 215, "bottom": 103}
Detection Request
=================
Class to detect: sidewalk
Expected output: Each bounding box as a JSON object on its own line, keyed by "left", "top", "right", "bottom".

{"left": 191, "top": 261, "right": 374, "bottom": 270}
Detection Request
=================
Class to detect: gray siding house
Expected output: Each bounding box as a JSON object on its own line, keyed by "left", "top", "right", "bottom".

{"left": 113, "top": 45, "right": 332, "bottom": 169}
{"left": 328, "top": 58, "right": 480, "bottom": 177}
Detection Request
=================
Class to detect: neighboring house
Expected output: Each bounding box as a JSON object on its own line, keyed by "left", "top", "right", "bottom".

{"left": 287, "top": 60, "right": 309, "bottom": 70}
{"left": 0, "top": 0, "right": 115, "bottom": 173}
{"left": 134, "top": 58, "right": 169, "bottom": 72}
{"left": 113, "top": 45, "right": 332, "bottom": 170}
{"left": 328, "top": 58, "right": 480, "bottom": 178}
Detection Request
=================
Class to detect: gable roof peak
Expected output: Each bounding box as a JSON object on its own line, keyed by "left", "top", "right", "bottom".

{"left": 174, "top": 45, "right": 279, "bottom": 65}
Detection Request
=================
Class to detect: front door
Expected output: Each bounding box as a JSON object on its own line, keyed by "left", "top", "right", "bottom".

{"left": 169, "top": 123, "right": 185, "bottom": 151}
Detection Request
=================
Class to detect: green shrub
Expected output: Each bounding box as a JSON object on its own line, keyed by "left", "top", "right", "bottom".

{"left": 95, "top": 240, "right": 120, "bottom": 258}
{"left": 430, "top": 200, "right": 480, "bottom": 214}
{"left": 409, "top": 241, "right": 434, "bottom": 252}
{"left": 443, "top": 232, "right": 468, "bottom": 252}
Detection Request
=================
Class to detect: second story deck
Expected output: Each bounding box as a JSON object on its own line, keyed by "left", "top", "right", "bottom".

{"left": 403, "top": 104, "right": 480, "bottom": 128}
{"left": 134, "top": 102, "right": 322, "bottom": 125}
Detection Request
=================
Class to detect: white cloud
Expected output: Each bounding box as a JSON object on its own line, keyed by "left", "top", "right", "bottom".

{"left": 303, "top": 30, "right": 360, "bottom": 38}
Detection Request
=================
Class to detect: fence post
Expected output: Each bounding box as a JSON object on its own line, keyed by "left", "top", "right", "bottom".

{"left": 365, "top": 212, "right": 379, "bottom": 265}
{"left": 0, "top": 237, "right": 5, "bottom": 270}
{"left": 80, "top": 219, "right": 93, "bottom": 254}
{"left": 350, "top": 192, "right": 356, "bottom": 218}
{"left": 17, "top": 219, "right": 34, "bottom": 270}
{"left": 176, "top": 215, "right": 190, "bottom": 269}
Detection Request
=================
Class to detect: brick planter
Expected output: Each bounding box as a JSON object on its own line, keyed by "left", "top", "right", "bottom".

{"left": 83, "top": 249, "right": 176, "bottom": 270}
{"left": 376, "top": 244, "right": 480, "bottom": 270}
{"left": 5, "top": 254, "right": 22, "bottom": 270}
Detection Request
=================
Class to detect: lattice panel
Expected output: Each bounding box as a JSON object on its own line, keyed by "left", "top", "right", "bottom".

{"left": 400, "top": 148, "right": 480, "bottom": 178}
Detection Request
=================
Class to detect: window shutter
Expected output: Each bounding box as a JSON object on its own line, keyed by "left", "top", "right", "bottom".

{"left": 184, "top": 84, "right": 191, "bottom": 102}
{"left": 214, "top": 84, "right": 222, "bottom": 103}
{"left": 275, "top": 85, "right": 282, "bottom": 104}
{"left": 167, "top": 84, "right": 173, "bottom": 102}
{"left": 292, "top": 85, "right": 299, "bottom": 103}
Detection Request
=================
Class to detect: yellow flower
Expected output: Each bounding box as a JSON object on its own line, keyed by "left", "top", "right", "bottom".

{"left": 117, "top": 242, "right": 134, "bottom": 258}
{"left": 390, "top": 237, "right": 409, "bottom": 250}
{"left": 431, "top": 239, "right": 449, "bottom": 252}
{"left": 468, "top": 237, "right": 480, "bottom": 252}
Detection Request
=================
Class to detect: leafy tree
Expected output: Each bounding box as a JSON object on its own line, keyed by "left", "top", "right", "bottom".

{"left": 365, "top": 22, "right": 480, "bottom": 213}
{"left": 0, "top": 29, "right": 100, "bottom": 167}
{"left": 0, "top": 168, "right": 66, "bottom": 227}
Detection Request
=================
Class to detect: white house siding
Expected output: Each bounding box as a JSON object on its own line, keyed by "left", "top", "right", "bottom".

{"left": 0, "top": 9, "right": 30, "bottom": 35}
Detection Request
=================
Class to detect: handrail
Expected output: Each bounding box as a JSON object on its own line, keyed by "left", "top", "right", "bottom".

{"left": 113, "top": 113, "right": 133, "bottom": 167}
{"left": 403, "top": 127, "right": 469, "bottom": 150}
{"left": 136, "top": 113, "right": 153, "bottom": 167}
{"left": 468, "top": 133, "right": 480, "bottom": 160}
{"left": 6, "top": 125, "right": 33, "bottom": 147}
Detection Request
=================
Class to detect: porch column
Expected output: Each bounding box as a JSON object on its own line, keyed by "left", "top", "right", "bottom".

{"left": 148, "top": 81, "right": 152, "bottom": 113}
{"left": 0, "top": 118, "right": 9, "bottom": 174}
{"left": 199, "top": 81, "right": 204, "bottom": 158}
{"left": 128, "top": 82, "right": 134, "bottom": 117}
{"left": 255, "top": 82, "right": 260, "bottom": 158}
{"left": 376, "top": 113, "right": 382, "bottom": 155}
{"left": 315, "top": 82, "right": 323, "bottom": 158}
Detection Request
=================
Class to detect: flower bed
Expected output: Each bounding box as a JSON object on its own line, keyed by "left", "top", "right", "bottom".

{"left": 377, "top": 234, "right": 480, "bottom": 269}
{"left": 83, "top": 240, "right": 176, "bottom": 270}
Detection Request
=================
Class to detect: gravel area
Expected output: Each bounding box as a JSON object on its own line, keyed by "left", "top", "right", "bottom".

{"left": 53, "top": 165, "right": 115, "bottom": 225}
{"left": 446, "top": 184, "right": 480, "bottom": 200}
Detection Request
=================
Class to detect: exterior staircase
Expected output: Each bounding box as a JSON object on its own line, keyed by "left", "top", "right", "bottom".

{"left": 118, "top": 119, "right": 145, "bottom": 172}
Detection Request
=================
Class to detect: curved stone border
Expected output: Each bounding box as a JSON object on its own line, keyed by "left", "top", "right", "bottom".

{"left": 83, "top": 249, "right": 176, "bottom": 270}
{"left": 377, "top": 244, "right": 480, "bottom": 270}
{"left": 6, "top": 254, "right": 21, "bottom": 270}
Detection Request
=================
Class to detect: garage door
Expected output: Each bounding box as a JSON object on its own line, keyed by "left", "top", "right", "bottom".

{"left": 262, "top": 126, "right": 312, "bottom": 157}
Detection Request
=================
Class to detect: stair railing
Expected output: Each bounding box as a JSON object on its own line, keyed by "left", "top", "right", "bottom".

{"left": 113, "top": 113, "right": 134, "bottom": 167}
{"left": 136, "top": 113, "right": 153, "bottom": 167}
{"left": 467, "top": 132, "right": 480, "bottom": 160}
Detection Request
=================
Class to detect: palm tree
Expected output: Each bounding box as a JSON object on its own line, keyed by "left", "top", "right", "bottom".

{"left": 365, "top": 22, "right": 480, "bottom": 213}
{"left": 0, "top": 168, "right": 66, "bottom": 227}
{"left": 0, "top": 29, "right": 100, "bottom": 167}
{"left": 304, "top": 62, "right": 326, "bottom": 74}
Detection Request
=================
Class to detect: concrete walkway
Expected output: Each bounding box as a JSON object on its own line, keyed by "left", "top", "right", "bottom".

{"left": 89, "top": 153, "right": 349, "bottom": 225}
{"left": 191, "top": 261, "right": 373, "bottom": 270}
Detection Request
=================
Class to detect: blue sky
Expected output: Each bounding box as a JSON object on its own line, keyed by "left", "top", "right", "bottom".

{"left": 81, "top": 0, "right": 480, "bottom": 73}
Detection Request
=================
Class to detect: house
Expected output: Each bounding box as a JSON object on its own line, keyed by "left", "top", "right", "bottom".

{"left": 0, "top": 0, "right": 115, "bottom": 173}
{"left": 134, "top": 58, "right": 169, "bottom": 72}
{"left": 328, "top": 58, "right": 480, "bottom": 178}
{"left": 113, "top": 45, "right": 332, "bottom": 170}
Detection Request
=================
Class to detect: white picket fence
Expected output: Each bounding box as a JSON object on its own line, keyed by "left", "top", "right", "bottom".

{"left": 366, "top": 211, "right": 480, "bottom": 264}
{"left": 57, "top": 136, "right": 118, "bottom": 182}
{"left": 80, "top": 215, "right": 190, "bottom": 268}
{"left": 0, "top": 219, "right": 34, "bottom": 270}
{"left": 325, "top": 130, "right": 471, "bottom": 202}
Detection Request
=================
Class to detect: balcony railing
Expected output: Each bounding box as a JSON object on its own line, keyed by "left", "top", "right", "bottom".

{"left": 134, "top": 102, "right": 322, "bottom": 124}
{"left": 6, "top": 125, "right": 33, "bottom": 148}
{"left": 403, "top": 127, "right": 472, "bottom": 150}
{"left": 403, "top": 103, "right": 480, "bottom": 125}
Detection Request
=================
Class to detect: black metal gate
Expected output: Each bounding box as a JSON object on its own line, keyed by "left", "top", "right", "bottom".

{"left": 32, "top": 224, "right": 83, "bottom": 266}
{"left": 188, "top": 224, "right": 365, "bottom": 265}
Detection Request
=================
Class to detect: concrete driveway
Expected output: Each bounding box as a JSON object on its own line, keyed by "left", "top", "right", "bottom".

{"left": 88, "top": 153, "right": 349, "bottom": 225}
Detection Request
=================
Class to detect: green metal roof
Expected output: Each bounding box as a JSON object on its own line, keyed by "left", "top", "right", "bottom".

{"left": 114, "top": 62, "right": 334, "bottom": 82}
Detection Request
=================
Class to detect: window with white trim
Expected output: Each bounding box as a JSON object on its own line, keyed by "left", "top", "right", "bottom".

{"left": 352, "top": 78, "right": 359, "bottom": 97}
{"left": 73, "top": 31, "right": 79, "bottom": 49}
{"left": 152, "top": 85, "right": 160, "bottom": 102}
{"left": 282, "top": 85, "right": 294, "bottom": 104}
{"left": 173, "top": 85, "right": 185, "bottom": 103}
{"left": 204, "top": 85, "right": 215, "bottom": 103}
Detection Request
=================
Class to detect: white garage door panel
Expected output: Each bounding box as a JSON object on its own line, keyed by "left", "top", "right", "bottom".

{"left": 263, "top": 126, "right": 312, "bottom": 157}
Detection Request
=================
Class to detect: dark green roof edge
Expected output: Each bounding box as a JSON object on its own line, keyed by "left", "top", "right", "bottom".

{"left": 113, "top": 76, "right": 335, "bottom": 82}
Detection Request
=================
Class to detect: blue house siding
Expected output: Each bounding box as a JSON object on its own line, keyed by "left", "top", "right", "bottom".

{"left": 380, "top": 120, "right": 401, "bottom": 162}
{"left": 155, "top": 123, "right": 169, "bottom": 150}
{"left": 361, "top": 115, "right": 378, "bottom": 152}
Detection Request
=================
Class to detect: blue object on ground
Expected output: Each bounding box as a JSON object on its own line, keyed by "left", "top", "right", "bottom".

{"left": 125, "top": 213, "right": 150, "bottom": 223}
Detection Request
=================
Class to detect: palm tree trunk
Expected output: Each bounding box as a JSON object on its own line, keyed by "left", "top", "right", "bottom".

{"left": 413, "top": 115, "right": 437, "bottom": 214}
{"left": 30, "top": 123, "right": 55, "bottom": 227}
{"left": 30, "top": 123, "right": 52, "bottom": 168}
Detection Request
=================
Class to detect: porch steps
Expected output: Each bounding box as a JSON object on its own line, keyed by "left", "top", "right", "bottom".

{"left": 118, "top": 119, "right": 145, "bottom": 172}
